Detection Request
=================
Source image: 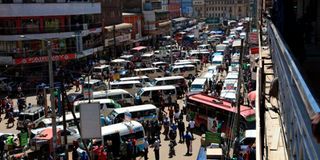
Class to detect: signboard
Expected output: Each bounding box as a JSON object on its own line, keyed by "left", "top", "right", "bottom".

{"left": 83, "top": 87, "right": 93, "bottom": 99}
{"left": 14, "top": 53, "right": 76, "bottom": 64}
{"left": 0, "top": 56, "right": 13, "bottom": 65}
{"left": 80, "top": 103, "right": 101, "bottom": 139}
{"left": 250, "top": 47, "right": 259, "bottom": 54}
{"left": 249, "top": 32, "right": 258, "bottom": 44}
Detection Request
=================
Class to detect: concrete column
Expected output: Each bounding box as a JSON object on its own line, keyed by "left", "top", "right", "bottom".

{"left": 317, "top": 0, "right": 320, "bottom": 45}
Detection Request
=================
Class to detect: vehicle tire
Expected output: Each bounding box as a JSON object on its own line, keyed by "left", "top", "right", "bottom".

{"left": 200, "top": 124, "right": 207, "bottom": 133}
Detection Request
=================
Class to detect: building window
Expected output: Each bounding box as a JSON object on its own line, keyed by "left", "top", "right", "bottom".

{"left": 44, "top": 18, "right": 60, "bottom": 33}
{"left": 22, "top": 18, "right": 40, "bottom": 33}
{"left": 238, "top": 6, "right": 241, "bottom": 12}
{"left": 0, "top": 19, "right": 17, "bottom": 35}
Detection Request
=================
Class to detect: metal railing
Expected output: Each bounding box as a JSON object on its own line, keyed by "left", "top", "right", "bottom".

{"left": 268, "top": 21, "right": 320, "bottom": 160}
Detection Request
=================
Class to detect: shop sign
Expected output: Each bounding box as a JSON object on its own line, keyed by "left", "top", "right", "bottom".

{"left": 14, "top": 53, "right": 76, "bottom": 64}
{"left": 250, "top": 47, "right": 259, "bottom": 54}
{"left": 249, "top": 32, "right": 258, "bottom": 44}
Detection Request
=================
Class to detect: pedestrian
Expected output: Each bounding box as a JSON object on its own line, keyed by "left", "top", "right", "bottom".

{"left": 178, "top": 120, "right": 185, "bottom": 143}
{"left": 27, "top": 103, "right": 32, "bottom": 109}
{"left": 126, "top": 139, "right": 133, "bottom": 160}
{"left": 209, "top": 79, "right": 213, "bottom": 92}
{"left": 75, "top": 80, "right": 80, "bottom": 92}
{"left": 163, "top": 117, "right": 170, "bottom": 140}
{"left": 143, "top": 138, "right": 149, "bottom": 160}
{"left": 174, "top": 110, "right": 180, "bottom": 124}
{"left": 153, "top": 137, "right": 160, "bottom": 160}
{"left": 184, "top": 131, "right": 192, "bottom": 156}
{"left": 188, "top": 119, "right": 195, "bottom": 139}
{"left": 167, "top": 93, "right": 172, "bottom": 107}
{"left": 169, "top": 108, "right": 174, "bottom": 124}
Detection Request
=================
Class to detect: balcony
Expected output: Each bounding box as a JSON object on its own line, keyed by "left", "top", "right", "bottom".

{"left": 256, "top": 19, "right": 320, "bottom": 159}
{"left": 0, "top": 2, "right": 101, "bottom": 17}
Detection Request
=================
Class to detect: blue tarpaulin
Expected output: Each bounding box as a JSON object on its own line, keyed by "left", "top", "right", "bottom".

{"left": 197, "top": 147, "right": 206, "bottom": 160}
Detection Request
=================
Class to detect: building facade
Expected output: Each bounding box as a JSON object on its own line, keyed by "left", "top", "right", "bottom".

{"left": 168, "top": 0, "right": 181, "bottom": 19}
{"left": 0, "top": 1, "right": 104, "bottom": 67}
{"left": 193, "top": 0, "right": 205, "bottom": 18}
{"left": 181, "top": 0, "right": 193, "bottom": 17}
{"left": 193, "top": 0, "right": 249, "bottom": 20}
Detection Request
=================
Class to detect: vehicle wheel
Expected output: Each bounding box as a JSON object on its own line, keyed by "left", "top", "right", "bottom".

{"left": 200, "top": 124, "right": 207, "bottom": 133}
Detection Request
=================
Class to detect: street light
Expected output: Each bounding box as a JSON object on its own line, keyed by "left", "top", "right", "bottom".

{"left": 20, "top": 35, "right": 58, "bottom": 160}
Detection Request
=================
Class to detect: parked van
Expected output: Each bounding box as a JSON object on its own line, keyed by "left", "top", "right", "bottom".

{"left": 174, "top": 60, "right": 200, "bottom": 71}
{"left": 189, "top": 78, "right": 209, "bottom": 94}
{"left": 211, "top": 55, "right": 224, "bottom": 66}
{"left": 91, "top": 65, "right": 110, "bottom": 79}
{"left": 82, "top": 79, "right": 107, "bottom": 93}
{"left": 37, "top": 112, "right": 80, "bottom": 128}
{"left": 101, "top": 121, "right": 145, "bottom": 156}
{"left": 134, "top": 67, "right": 165, "bottom": 79}
{"left": 223, "top": 79, "right": 238, "bottom": 90}
{"left": 136, "top": 85, "right": 177, "bottom": 104}
{"left": 73, "top": 99, "right": 121, "bottom": 116}
{"left": 110, "top": 81, "right": 143, "bottom": 95}
{"left": 168, "top": 65, "right": 196, "bottom": 78}
{"left": 17, "top": 106, "right": 45, "bottom": 129}
{"left": 141, "top": 53, "right": 155, "bottom": 67}
{"left": 152, "top": 76, "right": 186, "bottom": 96}
{"left": 215, "top": 44, "right": 228, "bottom": 54}
{"left": 225, "top": 72, "right": 239, "bottom": 80}
{"left": 152, "top": 62, "right": 169, "bottom": 70}
{"left": 106, "top": 89, "right": 135, "bottom": 106}
{"left": 220, "top": 89, "right": 236, "bottom": 102}
{"left": 120, "top": 76, "right": 152, "bottom": 87}
{"left": 107, "top": 104, "right": 158, "bottom": 124}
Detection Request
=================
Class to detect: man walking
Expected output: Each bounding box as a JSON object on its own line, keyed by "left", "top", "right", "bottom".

{"left": 178, "top": 120, "right": 185, "bottom": 143}
{"left": 184, "top": 131, "right": 192, "bottom": 156}
{"left": 143, "top": 138, "right": 149, "bottom": 160}
{"left": 188, "top": 119, "right": 195, "bottom": 139}
{"left": 153, "top": 137, "right": 160, "bottom": 160}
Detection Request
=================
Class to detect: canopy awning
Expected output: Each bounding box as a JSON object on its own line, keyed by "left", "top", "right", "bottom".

{"left": 105, "top": 23, "right": 132, "bottom": 32}
{"left": 172, "top": 17, "right": 187, "bottom": 22}
{"left": 158, "top": 20, "right": 171, "bottom": 27}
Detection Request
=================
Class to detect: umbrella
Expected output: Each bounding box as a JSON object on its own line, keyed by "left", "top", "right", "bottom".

{"left": 248, "top": 90, "right": 256, "bottom": 102}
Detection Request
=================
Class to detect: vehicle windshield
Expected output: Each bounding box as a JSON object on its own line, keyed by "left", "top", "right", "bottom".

{"left": 137, "top": 88, "right": 144, "bottom": 96}
{"left": 191, "top": 84, "right": 203, "bottom": 90}
{"left": 93, "top": 68, "right": 102, "bottom": 73}
{"left": 107, "top": 111, "right": 117, "bottom": 121}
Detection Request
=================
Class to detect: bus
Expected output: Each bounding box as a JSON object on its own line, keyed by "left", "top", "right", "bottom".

{"left": 107, "top": 104, "right": 159, "bottom": 124}
{"left": 73, "top": 99, "right": 121, "bottom": 116}
{"left": 185, "top": 93, "right": 255, "bottom": 137}
{"left": 101, "top": 121, "right": 145, "bottom": 157}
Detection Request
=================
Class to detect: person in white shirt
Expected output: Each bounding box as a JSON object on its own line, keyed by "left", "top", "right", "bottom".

{"left": 188, "top": 119, "right": 195, "bottom": 139}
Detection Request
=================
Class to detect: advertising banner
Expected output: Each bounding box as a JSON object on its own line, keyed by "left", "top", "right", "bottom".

{"left": 14, "top": 53, "right": 76, "bottom": 64}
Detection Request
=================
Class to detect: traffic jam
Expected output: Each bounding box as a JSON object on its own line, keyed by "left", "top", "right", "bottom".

{"left": 0, "top": 19, "right": 258, "bottom": 160}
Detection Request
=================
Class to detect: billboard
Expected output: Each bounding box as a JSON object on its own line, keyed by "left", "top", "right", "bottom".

{"left": 80, "top": 103, "right": 101, "bottom": 139}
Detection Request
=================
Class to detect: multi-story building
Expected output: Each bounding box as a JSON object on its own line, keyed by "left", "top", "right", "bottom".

{"left": 193, "top": 0, "right": 205, "bottom": 18}
{"left": 168, "top": 0, "right": 181, "bottom": 19}
{"left": 161, "top": 0, "right": 169, "bottom": 11}
{"left": 193, "top": 0, "right": 249, "bottom": 20}
{"left": 122, "top": 0, "right": 171, "bottom": 48}
{"left": 181, "top": 0, "right": 193, "bottom": 17}
{"left": 104, "top": 0, "right": 133, "bottom": 58}
{"left": 0, "top": 0, "right": 104, "bottom": 78}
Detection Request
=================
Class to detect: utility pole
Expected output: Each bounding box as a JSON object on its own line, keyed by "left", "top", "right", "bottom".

{"left": 48, "top": 41, "right": 57, "bottom": 159}
{"left": 61, "top": 84, "right": 68, "bottom": 160}
{"left": 234, "top": 38, "right": 244, "bottom": 156}
{"left": 113, "top": 24, "right": 116, "bottom": 58}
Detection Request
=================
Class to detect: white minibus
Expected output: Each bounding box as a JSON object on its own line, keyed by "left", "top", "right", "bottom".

{"left": 107, "top": 104, "right": 159, "bottom": 124}
{"left": 120, "top": 76, "right": 152, "bottom": 87}
{"left": 189, "top": 78, "right": 209, "bottom": 94}
{"left": 136, "top": 85, "right": 177, "bottom": 104}
{"left": 38, "top": 112, "right": 80, "bottom": 128}
{"left": 73, "top": 99, "right": 121, "bottom": 116}
{"left": 134, "top": 67, "right": 165, "bottom": 79}
{"left": 110, "top": 81, "right": 143, "bottom": 95}
{"left": 168, "top": 65, "right": 196, "bottom": 78}
{"left": 101, "top": 121, "right": 145, "bottom": 156}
